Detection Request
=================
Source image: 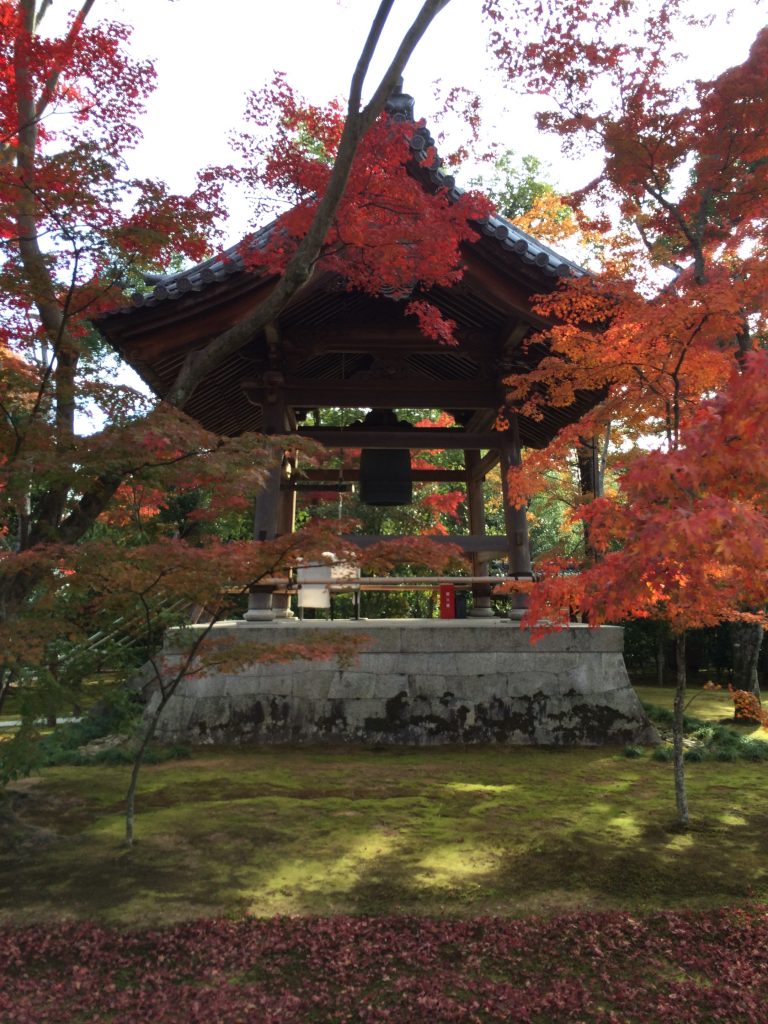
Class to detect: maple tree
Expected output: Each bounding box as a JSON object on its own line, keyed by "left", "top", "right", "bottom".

{"left": 0, "top": 2, "right": 464, "bottom": 648}
{"left": 163, "top": 0, "right": 459, "bottom": 405}
{"left": 0, "top": 0, "right": 482, "bottom": 840}
{"left": 0, "top": 7, "right": 228, "bottom": 526}
{"left": 0, "top": 0, "right": 244, "bottom": 724}
{"left": 484, "top": 0, "right": 768, "bottom": 824}
{"left": 0, "top": 0, "right": 476, "bottom": 660}
{"left": 470, "top": 148, "right": 613, "bottom": 567}
{"left": 224, "top": 75, "right": 492, "bottom": 353}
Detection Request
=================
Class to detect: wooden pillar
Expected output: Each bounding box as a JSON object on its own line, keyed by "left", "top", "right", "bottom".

{"left": 465, "top": 450, "right": 494, "bottom": 617}
{"left": 498, "top": 414, "right": 533, "bottom": 621}
{"left": 272, "top": 454, "right": 297, "bottom": 619}
{"left": 577, "top": 434, "right": 600, "bottom": 564}
{"left": 244, "top": 389, "right": 287, "bottom": 622}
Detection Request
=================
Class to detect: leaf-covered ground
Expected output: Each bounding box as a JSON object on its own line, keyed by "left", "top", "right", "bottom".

{"left": 3, "top": 909, "right": 767, "bottom": 1023}
{"left": 2, "top": 688, "right": 767, "bottom": 1021}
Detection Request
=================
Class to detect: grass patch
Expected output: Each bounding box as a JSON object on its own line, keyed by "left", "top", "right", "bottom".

{"left": 1, "top": 689, "right": 191, "bottom": 786}
{"left": 634, "top": 684, "right": 768, "bottom": 737}
{"left": 3, "top": 743, "right": 768, "bottom": 928}
{"left": 637, "top": 685, "right": 768, "bottom": 762}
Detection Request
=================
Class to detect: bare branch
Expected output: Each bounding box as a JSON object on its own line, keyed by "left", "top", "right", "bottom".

{"left": 349, "top": 0, "right": 397, "bottom": 114}
{"left": 360, "top": 0, "right": 451, "bottom": 126}
{"left": 165, "top": 0, "right": 452, "bottom": 409}
{"left": 33, "top": 0, "right": 55, "bottom": 30}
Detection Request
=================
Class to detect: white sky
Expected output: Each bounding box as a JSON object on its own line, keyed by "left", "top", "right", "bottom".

{"left": 48, "top": 0, "right": 763, "bottom": 245}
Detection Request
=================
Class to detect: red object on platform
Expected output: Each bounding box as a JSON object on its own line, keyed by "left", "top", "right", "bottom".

{"left": 439, "top": 584, "right": 456, "bottom": 619}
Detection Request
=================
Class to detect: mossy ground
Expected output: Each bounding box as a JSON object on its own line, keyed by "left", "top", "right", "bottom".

{"left": 3, "top": 704, "right": 768, "bottom": 928}
{"left": 635, "top": 683, "right": 768, "bottom": 736}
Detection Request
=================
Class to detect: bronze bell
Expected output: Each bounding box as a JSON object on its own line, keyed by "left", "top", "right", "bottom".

{"left": 357, "top": 409, "right": 413, "bottom": 506}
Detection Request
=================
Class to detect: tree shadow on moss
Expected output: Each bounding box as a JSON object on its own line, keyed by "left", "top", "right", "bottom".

{"left": 4, "top": 749, "right": 768, "bottom": 924}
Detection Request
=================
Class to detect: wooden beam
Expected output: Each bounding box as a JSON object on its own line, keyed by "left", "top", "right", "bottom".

{"left": 341, "top": 534, "right": 509, "bottom": 556}
{"left": 285, "top": 325, "right": 427, "bottom": 348}
{"left": 459, "top": 259, "right": 550, "bottom": 325}
{"left": 476, "top": 449, "right": 501, "bottom": 478}
{"left": 498, "top": 415, "right": 534, "bottom": 618}
{"left": 463, "top": 408, "right": 498, "bottom": 432}
{"left": 243, "top": 380, "right": 500, "bottom": 409}
{"left": 281, "top": 325, "right": 499, "bottom": 357}
{"left": 294, "top": 468, "right": 467, "bottom": 483}
{"left": 264, "top": 321, "right": 281, "bottom": 367}
{"left": 465, "top": 450, "right": 489, "bottom": 585}
{"left": 502, "top": 321, "right": 531, "bottom": 351}
{"left": 457, "top": 446, "right": 500, "bottom": 481}
{"left": 298, "top": 427, "right": 508, "bottom": 449}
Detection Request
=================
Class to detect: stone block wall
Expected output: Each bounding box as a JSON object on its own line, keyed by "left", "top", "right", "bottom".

{"left": 144, "top": 620, "right": 657, "bottom": 747}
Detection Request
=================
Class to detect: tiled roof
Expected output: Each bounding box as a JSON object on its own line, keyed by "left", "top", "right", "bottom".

{"left": 123, "top": 220, "right": 275, "bottom": 311}
{"left": 393, "top": 88, "right": 585, "bottom": 281}
{"left": 109, "top": 85, "right": 584, "bottom": 318}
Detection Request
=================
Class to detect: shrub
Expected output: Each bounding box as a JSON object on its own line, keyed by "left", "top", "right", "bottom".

{"left": 623, "top": 744, "right": 644, "bottom": 758}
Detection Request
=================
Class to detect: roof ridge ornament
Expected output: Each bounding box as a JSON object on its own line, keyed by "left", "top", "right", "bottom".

{"left": 384, "top": 77, "right": 415, "bottom": 122}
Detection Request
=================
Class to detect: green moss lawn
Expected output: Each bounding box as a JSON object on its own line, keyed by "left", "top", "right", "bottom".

{"left": 3, "top": 686, "right": 768, "bottom": 928}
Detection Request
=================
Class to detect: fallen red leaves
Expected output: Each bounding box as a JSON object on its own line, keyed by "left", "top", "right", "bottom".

{"left": 2, "top": 909, "right": 767, "bottom": 1022}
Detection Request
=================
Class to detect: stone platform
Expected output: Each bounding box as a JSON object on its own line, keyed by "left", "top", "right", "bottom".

{"left": 145, "top": 619, "right": 657, "bottom": 747}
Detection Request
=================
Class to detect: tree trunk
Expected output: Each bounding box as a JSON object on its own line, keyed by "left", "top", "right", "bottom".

{"left": 672, "top": 631, "right": 689, "bottom": 828}
{"left": 0, "top": 471, "right": 126, "bottom": 624}
{"left": 656, "top": 626, "right": 665, "bottom": 687}
{"left": 730, "top": 621, "right": 762, "bottom": 700}
{"left": 125, "top": 712, "right": 160, "bottom": 847}
{"left": 124, "top": 606, "right": 233, "bottom": 844}
{"left": 0, "top": 668, "right": 13, "bottom": 715}
{"left": 576, "top": 436, "right": 600, "bottom": 564}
